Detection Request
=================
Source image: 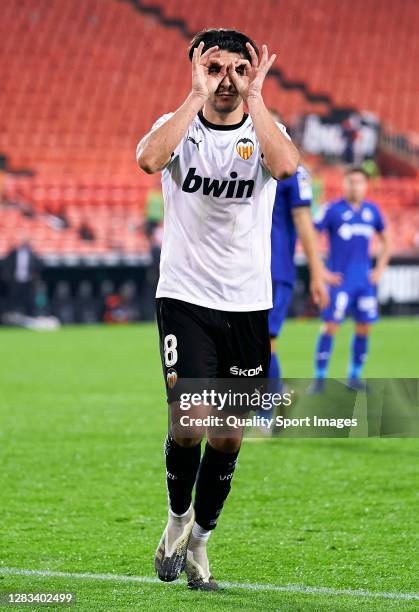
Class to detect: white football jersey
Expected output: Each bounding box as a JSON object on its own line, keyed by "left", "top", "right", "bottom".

{"left": 138, "top": 111, "right": 291, "bottom": 311}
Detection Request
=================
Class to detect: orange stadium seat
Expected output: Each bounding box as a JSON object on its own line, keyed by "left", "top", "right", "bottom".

{"left": 0, "top": 0, "right": 334, "bottom": 178}
{"left": 2, "top": 0, "right": 418, "bottom": 178}
{"left": 146, "top": 0, "right": 419, "bottom": 133}
{"left": 0, "top": 0, "right": 418, "bottom": 256}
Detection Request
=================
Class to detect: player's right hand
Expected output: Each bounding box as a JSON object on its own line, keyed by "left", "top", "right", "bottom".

{"left": 323, "top": 269, "right": 342, "bottom": 287}
{"left": 191, "top": 42, "right": 227, "bottom": 99}
{"left": 310, "top": 275, "right": 330, "bottom": 310}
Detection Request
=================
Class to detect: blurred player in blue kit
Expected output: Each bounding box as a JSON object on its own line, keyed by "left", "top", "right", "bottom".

{"left": 257, "top": 117, "right": 329, "bottom": 425}
{"left": 311, "top": 167, "right": 390, "bottom": 392}
{"left": 269, "top": 164, "right": 329, "bottom": 376}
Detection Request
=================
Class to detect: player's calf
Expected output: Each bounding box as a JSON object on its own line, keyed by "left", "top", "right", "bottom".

{"left": 347, "top": 324, "right": 371, "bottom": 387}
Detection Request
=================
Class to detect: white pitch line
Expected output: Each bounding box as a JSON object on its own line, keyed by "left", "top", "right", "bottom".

{"left": 0, "top": 568, "right": 418, "bottom": 601}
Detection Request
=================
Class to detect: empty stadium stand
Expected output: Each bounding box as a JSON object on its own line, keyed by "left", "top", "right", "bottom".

{"left": 0, "top": 0, "right": 418, "bottom": 258}
{"left": 2, "top": 0, "right": 418, "bottom": 177}
{"left": 2, "top": 172, "right": 417, "bottom": 258}
{"left": 137, "top": 0, "right": 419, "bottom": 134}
{"left": 0, "top": 174, "right": 152, "bottom": 258}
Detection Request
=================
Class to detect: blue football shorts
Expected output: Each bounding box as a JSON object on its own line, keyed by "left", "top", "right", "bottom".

{"left": 268, "top": 280, "right": 294, "bottom": 337}
{"left": 321, "top": 282, "right": 378, "bottom": 324}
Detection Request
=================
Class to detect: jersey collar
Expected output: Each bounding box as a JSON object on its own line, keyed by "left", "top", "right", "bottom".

{"left": 198, "top": 110, "right": 249, "bottom": 131}
{"left": 343, "top": 199, "right": 365, "bottom": 213}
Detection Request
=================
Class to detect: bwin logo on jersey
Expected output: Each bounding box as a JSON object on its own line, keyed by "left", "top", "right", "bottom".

{"left": 182, "top": 167, "right": 254, "bottom": 199}
{"left": 236, "top": 138, "right": 254, "bottom": 160}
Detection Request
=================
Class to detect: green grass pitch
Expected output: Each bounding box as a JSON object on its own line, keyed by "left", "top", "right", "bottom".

{"left": 0, "top": 317, "right": 418, "bottom": 610}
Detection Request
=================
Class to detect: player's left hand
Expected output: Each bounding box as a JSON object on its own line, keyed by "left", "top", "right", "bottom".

{"left": 369, "top": 267, "right": 382, "bottom": 285}
{"left": 227, "top": 43, "right": 277, "bottom": 101}
{"left": 310, "top": 275, "right": 330, "bottom": 310}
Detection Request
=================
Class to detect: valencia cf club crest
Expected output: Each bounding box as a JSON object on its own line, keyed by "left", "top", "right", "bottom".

{"left": 166, "top": 368, "right": 178, "bottom": 389}
{"left": 236, "top": 138, "right": 254, "bottom": 160}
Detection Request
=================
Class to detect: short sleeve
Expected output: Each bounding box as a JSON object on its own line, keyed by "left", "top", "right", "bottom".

{"left": 275, "top": 121, "right": 292, "bottom": 141}
{"left": 314, "top": 204, "right": 331, "bottom": 231}
{"left": 288, "top": 166, "right": 312, "bottom": 208}
{"left": 136, "top": 112, "right": 181, "bottom": 169}
{"left": 374, "top": 206, "right": 385, "bottom": 232}
{"left": 149, "top": 112, "right": 174, "bottom": 133}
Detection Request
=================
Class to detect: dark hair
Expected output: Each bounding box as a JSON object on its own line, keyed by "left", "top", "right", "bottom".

{"left": 188, "top": 28, "right": 259, "bottom": 62}
{"left": 345, "top": 166, "right": 369, "bottom": 179}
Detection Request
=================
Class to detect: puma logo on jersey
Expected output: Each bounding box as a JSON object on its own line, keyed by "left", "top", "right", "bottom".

{"left": 182, "top": 167, "right": 254, "bottom": 199}
{"left": 187, "top": 136, "right": 202, "bottom": 150}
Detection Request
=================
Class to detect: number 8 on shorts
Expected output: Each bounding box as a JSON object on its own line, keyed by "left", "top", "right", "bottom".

{"left": 164, "top": 334, "right": 178, "bottom": 367}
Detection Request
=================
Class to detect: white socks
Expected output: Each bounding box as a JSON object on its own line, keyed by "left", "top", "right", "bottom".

{"left": 191, "top": 521, "right": 211, "bottom": 543}
{"left": 168, "top": 506, "right": 211, "bottom": 546}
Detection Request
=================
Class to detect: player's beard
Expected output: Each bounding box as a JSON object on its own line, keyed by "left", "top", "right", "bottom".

{"left": 210, "top": 90, "right": 242, "bottom": 114}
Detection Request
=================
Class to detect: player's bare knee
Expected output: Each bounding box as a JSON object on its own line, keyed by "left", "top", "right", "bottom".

{"left": 323, "top": 322, "right": 339, "bottom": 335}
{"left": 208, "top": 436, "right": 242, "bottom": 454}
{"left": 355, "top": 323, "right": 370, "bottom": 336}
{"left": 169, "top": 400, "right": 207, "bottom": 443}
{"left": 170, "top": 423, "right": 205, "bottom": 445}
{"left": 171, "top": 434, "right": 203, "bottom": 448}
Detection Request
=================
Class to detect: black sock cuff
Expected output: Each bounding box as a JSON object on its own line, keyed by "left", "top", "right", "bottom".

{"left": 164, "top": 435, "right": 201, "bottom": 470}
{"left": 194, "top": 443, "right": 240, "bottom": 530}
{"left": 203, "top": 442, "right": 239, "bottom": 468}
{"left": 165, "top": 434, "right": 200, "bottom": 452}
{"left": 165, "top": 435, "right": 201, "bottom": 516}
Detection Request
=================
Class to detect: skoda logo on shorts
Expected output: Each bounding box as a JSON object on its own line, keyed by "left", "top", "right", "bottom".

{"left": 166, "top": 368, "right": 178, "bottom": 389}
{"left": 230, "top": 365, "right": 262, "bottom": 376}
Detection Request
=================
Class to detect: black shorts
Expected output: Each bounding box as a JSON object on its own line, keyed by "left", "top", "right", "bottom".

{"left": 156, "top": 297, "right": 271, "bottom": 403}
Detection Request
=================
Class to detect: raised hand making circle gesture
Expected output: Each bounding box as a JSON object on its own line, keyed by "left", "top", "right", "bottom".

{"left": 191, "top": 42, "right": 227, "bottom": 99}
{"left": 227, "top": 43, "right": 277, "bottom": 101}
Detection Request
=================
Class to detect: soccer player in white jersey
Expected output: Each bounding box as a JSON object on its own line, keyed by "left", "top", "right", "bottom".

{"left": 136, "top": 29, "right": 299, "bottom": 590}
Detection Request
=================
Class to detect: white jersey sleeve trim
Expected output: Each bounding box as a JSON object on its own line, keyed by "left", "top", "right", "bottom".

{"left": 136, "top": 112, "right": 180, "bottom": 169}
{"left": 276, "top": 121, "right": 291, "bottom": 141}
